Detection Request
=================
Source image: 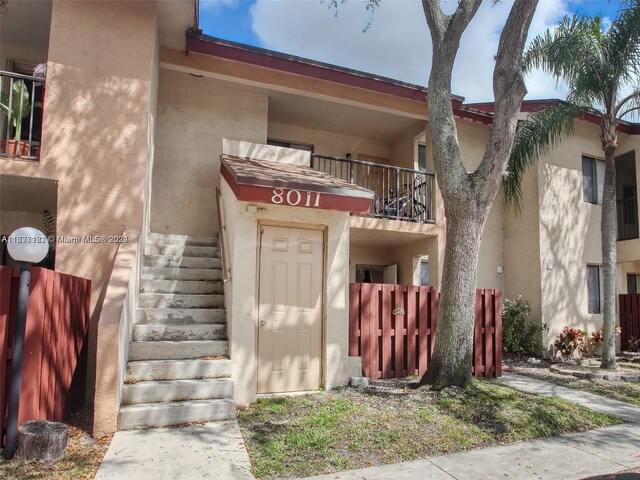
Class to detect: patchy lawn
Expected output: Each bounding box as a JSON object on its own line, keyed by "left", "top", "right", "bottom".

{"left": 0, "top": 409, "right": 111, "bottom": 480}
{"left": 238, "top": 379, "right": 620, "bottom": 479}
{"left": 506, "top": 357, "right": 640, "bottom": 407}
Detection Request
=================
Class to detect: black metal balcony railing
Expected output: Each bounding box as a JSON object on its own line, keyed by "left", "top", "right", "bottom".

{"left": 311, "top": 154, "right": 435, "bottom": 222}
{"left": 617, "top": 196, "right": 639, "bottom": 240}
{"left": 0, "top": 70, "right": 45, "bottom": 160}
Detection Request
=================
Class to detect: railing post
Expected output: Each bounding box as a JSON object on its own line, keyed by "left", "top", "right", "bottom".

{"left": 395, "top": 169, "right": 400, "bottom": 221}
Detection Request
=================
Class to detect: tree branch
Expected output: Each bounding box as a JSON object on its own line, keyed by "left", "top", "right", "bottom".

{"left": 475, "top": 0, "right": 538, "bottom": 205}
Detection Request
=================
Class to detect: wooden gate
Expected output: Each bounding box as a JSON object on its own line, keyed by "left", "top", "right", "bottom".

{"left": 0, "top": 267, "right": 91, "bottom": 446}
{"left": 620, "top": 293, "right": 640, "bottom": 351}
{"left": 349, "top": 284, "right": 502, "bottom": 379}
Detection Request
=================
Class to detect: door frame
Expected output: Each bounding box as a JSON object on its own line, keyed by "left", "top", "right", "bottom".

{"left": 255, "top": 220, "right": 328, "bottom": 393}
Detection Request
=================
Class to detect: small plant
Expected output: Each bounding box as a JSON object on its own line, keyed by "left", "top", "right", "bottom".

{"left": 502, "top": 296, "right": 548, "bottom": 357}
{"left": 0, "top": 79, "right": 31, "bottom": 151}
{"left": 626, "top": 336, "right": 640, "bottom": 353}
{"left": 589, "top": 326, "right": 621, "bottom": 347}
{"left": 555, "top": 327, "right": 587, "bottom": 357}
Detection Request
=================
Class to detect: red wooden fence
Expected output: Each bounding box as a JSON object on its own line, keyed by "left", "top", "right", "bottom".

{"left": 0, "top": 266, "right": 91, "bottom": 447}
{"left": 349, "top": 284, "right": 502, "bottom": 379}
{"left": 620, "top": 293, "right": 640, "bottom": 351}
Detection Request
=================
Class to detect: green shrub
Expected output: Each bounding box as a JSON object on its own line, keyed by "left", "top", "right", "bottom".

{"left": 502, "top": 296, "right": 547, "bottom": 357}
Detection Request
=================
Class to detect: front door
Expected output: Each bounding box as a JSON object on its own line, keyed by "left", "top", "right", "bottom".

{"left": 257, "top": 225, "right": 323, "bottom": 393}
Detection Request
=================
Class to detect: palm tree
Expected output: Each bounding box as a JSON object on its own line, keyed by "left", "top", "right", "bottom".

{"left": 505, "top": 1, "right": 640, "bottom": 370}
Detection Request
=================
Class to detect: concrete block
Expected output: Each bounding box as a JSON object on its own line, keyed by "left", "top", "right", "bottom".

{"left": 132, "top": 323, "right": 226, "bottom": 342}
{"left": 138, "top": 293, "right": 224, "bottom": 309}
{"left": 350, "top": 377, "right": 369, "bottom": 387}
{"left": 136, "top": 308, "right": 226, "bottom": 325}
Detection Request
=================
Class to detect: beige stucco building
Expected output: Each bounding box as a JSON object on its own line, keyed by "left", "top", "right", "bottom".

{"left": 1, "top": 0, "right": 638, "bottom": 437}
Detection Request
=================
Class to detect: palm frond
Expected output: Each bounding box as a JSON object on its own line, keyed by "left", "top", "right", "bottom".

{"left": 605, "top": 0, "right": 640, "bottom": 87}
{"left": 616, "top": 89, "right": 640, "bottom": 120}
{"left": 504, "top": 103, "right": 582, "bottom": 212}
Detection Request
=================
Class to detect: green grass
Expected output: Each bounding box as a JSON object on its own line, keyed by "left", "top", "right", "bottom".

{"left": 239, "top": 380, "right": 620, "bottom": 479}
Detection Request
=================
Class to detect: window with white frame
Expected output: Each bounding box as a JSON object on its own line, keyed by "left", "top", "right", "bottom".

{"left": 582, "top": 155, "right": 605, "bottom": 204}
{"left": 420, "top": 260, "right": 429, "bottom": 286}
{"left": 417, "top": 143, "right": 427, "bottom": 171}
{"left": 587, "top": 265, "right": 603, "bottom": 313}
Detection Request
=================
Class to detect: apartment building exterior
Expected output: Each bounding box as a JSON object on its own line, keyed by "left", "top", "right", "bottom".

{"left": 1, "top": 0, "right": 638, "bottom": 436}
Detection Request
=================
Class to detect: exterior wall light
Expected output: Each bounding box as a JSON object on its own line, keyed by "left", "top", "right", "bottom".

{"left": 4, "top": 227, "right": 49, "bottom": 460}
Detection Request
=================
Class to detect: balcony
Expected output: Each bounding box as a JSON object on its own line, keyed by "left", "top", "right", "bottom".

{"left": 1, "top": 71, "right": 45, "bottom": 161}
{"left": 311, "top": 154, "right": 435, "bottom": 223}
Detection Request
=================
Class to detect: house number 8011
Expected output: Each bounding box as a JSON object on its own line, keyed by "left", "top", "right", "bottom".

{"left": 271, "top": 188, "right": 321, "bottom": 208}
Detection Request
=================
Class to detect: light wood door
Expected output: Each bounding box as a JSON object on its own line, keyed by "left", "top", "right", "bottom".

{"left": 257, "top": 226, "right": 323, "bottom": 393}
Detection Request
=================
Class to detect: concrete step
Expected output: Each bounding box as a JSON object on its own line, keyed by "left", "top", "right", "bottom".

{"left": 139, "top": 279, "right": 224, "bottom": 295}
{"left": 147, "top": 233, "right": 219, "bottom": 247}
{"left": 126, "top": 359, "right": 232, "bottom": 382}
{"left": 138, "top": 293, "right": 224, "bottom": 309}
{"left": 122, "top": 378, "right": 234, "bottom": 405}
{"left": 136, "top": 308, "right": 226, "bottom": 325}
{"left": 129, "top": 340, "right": 228, "bottom": 361}
{"left": 132, "top": 323, "right": 227, "bottom": 342}
{"left": 118, "top": 398, "right": 235, "bottom": 430}
{"left": 143, "top": 255, "right": 221, "bottom": 270}
{"left": 141, "top": 267, "right": 222, "bottom": 281}
{"left": 145, "top": 244, "right": 220, "bottom": 258}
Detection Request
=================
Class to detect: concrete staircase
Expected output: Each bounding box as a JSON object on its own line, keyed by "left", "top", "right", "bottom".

{"left": 118, "top": 233, "right": 235, "bottom": 430}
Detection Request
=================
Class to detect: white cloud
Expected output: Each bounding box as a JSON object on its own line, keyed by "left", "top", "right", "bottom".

{"left": 200, "top": 0, "right": 238, "bottom": 12}
{"left": 250, "top": 0, "right": 573, "bottom": 103}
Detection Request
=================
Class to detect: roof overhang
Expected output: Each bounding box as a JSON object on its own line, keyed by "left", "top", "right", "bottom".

{"left": 220, "top": 155, "right": 374, "bottom": 214}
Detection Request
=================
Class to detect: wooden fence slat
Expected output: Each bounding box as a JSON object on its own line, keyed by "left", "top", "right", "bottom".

{"left": 407, "top": 286, "right": 417, "bottom": 376}
{"left": 418, "top": 286, "right": 429, "bottom": 374}
{"left": 393, "top": 286, "right": 404, "bottom": 378}
{"left": 495, "top": 290, "right": 503, "bottom": 377}
{"left": 21, "top": 267, "right": 45, "bottom": 423}
{"left": 361, "top": 283, "right": 372, "bottom": 379}
{"left": 484, "top": 289, "right": 495, "bottom": 378}
{"left": 382, "top": 284, "right": 392, "bottom": 378}
{"left": 40, "top": 269, "right": 54, "bottom": 419}
{"left": 474, "top": 290, "right": 484, "bottom": 378}
{"left": 369, "top": 284, "right": 380, "bottom": 379}
{"left": 430, "top": 289, "right": 439, "bottom": 362}
{"left": 632, "top": 295, "right": 640, "bottom": 347}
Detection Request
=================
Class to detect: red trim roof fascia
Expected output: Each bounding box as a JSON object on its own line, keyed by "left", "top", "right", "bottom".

{"left": 186, "top": 34, "right": 430, "bottom": 103}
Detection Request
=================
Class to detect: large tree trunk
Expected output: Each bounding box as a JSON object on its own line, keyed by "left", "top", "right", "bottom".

{"left": 600, "top": 123, "right": 618, "bottom": 369}
{"left": 420, "top": 205, "right": 486, "bottom": 388}
{"left": 419, "top": 0, "right": 538, "bottom": 388}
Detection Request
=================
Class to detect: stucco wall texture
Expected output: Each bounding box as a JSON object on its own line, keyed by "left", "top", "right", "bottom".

{"left": 151, "top": 68, "right": 268, "bottom": 236}
{"left": 1, "top": 0, "right": 159, "bottom": 402}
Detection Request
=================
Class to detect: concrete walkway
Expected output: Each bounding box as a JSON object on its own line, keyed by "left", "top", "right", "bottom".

{"left": 94, "top": 420, "right": 254, "bottom": 480}
{"left": 499, "top": 373, "right": 640, "bottom": 424}
{"left": 301, "top": 424, "right": 640, "bottom": 480}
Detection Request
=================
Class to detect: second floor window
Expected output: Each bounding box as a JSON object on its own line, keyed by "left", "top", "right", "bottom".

{"left": 417, "top": 144, "right": 427, "bottom": 171}
{"left": 582, "top": 155, "right": 605, "bottom": 204}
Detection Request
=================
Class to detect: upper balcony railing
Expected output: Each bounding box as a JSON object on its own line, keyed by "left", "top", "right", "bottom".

{"left": 311, "top": 154, "right": 436, "bottom": 223}
{"left": 1, "top": 70, "right": 45, "bottom": 161}
{"left": 617, "top": 197, "right": 639, "bottom": 241}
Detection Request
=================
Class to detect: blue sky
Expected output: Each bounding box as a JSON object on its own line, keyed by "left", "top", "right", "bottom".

{"left": 199, "top": 0, "right": 626, "bottom": 102}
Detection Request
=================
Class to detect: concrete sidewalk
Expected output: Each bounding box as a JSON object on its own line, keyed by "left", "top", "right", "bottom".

{"left": 499, "top": 373, "right": 640, "bottom": 424}
{"left": 301, "top": 423, "right": 640, "bottom": 480}
{"left": 94, "top": 420, "right": 254, "bottom": 480}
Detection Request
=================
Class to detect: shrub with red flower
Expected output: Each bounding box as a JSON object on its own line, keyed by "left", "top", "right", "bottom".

{"left": 555, "top": 327, "right": 587, "bottom": 357}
